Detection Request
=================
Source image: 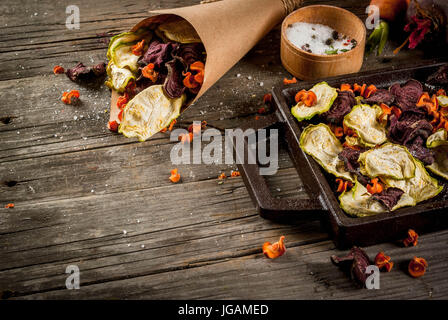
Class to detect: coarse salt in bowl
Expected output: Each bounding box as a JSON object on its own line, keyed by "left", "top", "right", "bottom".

{"left": 281, "top": 5, "right": 366, "bottom": 80}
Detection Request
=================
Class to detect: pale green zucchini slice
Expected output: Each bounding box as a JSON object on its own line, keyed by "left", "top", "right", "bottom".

{"left": 383, "top": 159, "right": 443, "bottom": 203}
{"left": 343, "top": 104, "right": 387, "bottom": 147}
{"left": 110, "top": 32, "right": 152, "bottom": 72}
{"left": 437, "top": 95, "right": 448, "bottom": 107}
{"left": 426, "top": 129, "right": 448, "bottom": 148}
{"left": 339, "top": 179, "right": 416, "bottom": 217}
{"left": 107, "top": 29, "right": 151, "bottom": 60}
{"left": 291, "top": 82, "right": 338, "bottom": 121}
{"left": 339, "top": 180, "right": 385, "bottom": 217}
{"left": 427, "top": 146, "right": 448, "bottom": 180}
{"left": 358, "top": 143, "right": 416, "bottom": 180}
{"left": 119, "top": 85, "right": 186, "bottom": 142}
{"left": 105, "top": 61, "right": 135, "bottom": 93}
{"left": 299, "top": 123, "right": 354, "bottom": 182}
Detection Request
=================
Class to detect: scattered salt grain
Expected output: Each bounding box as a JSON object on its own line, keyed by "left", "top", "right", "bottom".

{"left": 286, "top": 22, "right": 355, "bottom": 55}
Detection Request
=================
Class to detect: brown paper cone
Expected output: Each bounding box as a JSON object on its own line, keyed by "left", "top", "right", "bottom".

{"left": 109, "top": 0, "right": 303, "bottom": 125}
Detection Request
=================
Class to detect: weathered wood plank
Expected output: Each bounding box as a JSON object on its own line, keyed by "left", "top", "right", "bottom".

{"left": 15, "top": 230, "right": 448, "bottom": 299}
{"left": 1, "top": 0, "right": 448, "bottom": 300}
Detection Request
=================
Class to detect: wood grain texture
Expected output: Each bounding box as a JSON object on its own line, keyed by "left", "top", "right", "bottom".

{"left": 0, "top": 0, "right": 447, "bottom": 299}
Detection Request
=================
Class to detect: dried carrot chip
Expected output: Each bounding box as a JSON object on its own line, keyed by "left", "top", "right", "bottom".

{"left": 117, "top": 93, "right": 129, "bottom": 110}
{"left": 142, "top": 63, "right": 158, "bottom": 82}
{"left": 374, "top": 252, "right": 394, "bottom": 272}
{"left": 335, "top": 178, "right": 352, "bottom": 193}
{"left": 262, "top": 236, "right": 286, "bottom": 259}
{"left": 408, "top": 256, "right": 427, "bottom": 278}
{"left": 118, "top": 110, "right": 123, "bottom": 122}
{"left": 183, "top": 72, "right": 200, "bottom": 89}
{"left": 168, "top": 119, "right": 177, "bottom": 131}
{"left": 230, "top": 170, "right": 240, "bottom": 177}
{"left": 363, "top": 84, "right": 377, "bottom": 98}
{"left": 353, "top": 83, "right": 366, "bottom": 96}
{"left": 131, "top": 40, "right": 145, "bottom": 56}
{"left": 283, "top": 77, "right": 297, "bottom": 85}
{"left": 61, "top": 90, "right": 80, "bottom": 105}
{"left": 403, "top": 229, "right": 418, "bottom": 247}
{"left": 190, "top": 61, "right": 205, "bottom": 84}
{"left": 367, "top": 178, "right": 383, "bottom": 194}
{"left": 295, "top": 90, "right": 317, "bottom": 107}
{"left": 379, "top": 103, "right": 392, "bottom": 122}
{"left": 218, "top": 173, "right": 226, "bottom": 180}
{"left": 53, "top": 65, "right": 65, "bottom": 74}
{"left": 437, "top": 89, "right": 446, "bottom": 96}
{"left": 169, "top": 168, "right": 181, "bottom": 183}
{"left": 340, "top": 83, "right": 353, "bottom": 92}
{"left": 4, "top": 203, "right": 14, "bottom": 209}
{"left": 108, "top": 120, "right": 119, "bottom": 132}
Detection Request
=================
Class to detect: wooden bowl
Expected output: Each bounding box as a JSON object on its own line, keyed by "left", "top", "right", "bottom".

{"left": 281, "top": 5, "right": 366, "bottom": 80}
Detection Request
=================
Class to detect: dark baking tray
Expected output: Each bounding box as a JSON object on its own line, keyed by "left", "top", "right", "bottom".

{"left": 236, "top": 62, "right": 448, "bottom": 248}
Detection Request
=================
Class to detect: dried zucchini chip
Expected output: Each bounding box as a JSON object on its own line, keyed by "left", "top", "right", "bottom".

{"left": 105, "top": 61, "right": 135, "bottom": 93}
{"left": 299, "top": 123, "right": 354, "bottom": 182}
{"left": 339, "top": 180, "right": 415, "bottom": 217}
{"left": 156, "top": 20, "right": 201, "bottom": 44}
{"left": 383, "top": 159, "right": 443, "bottom": 203}
{"left": 427, "top": 146, "right": 448, "bottom": 180}
{"left": 358, "top": 143, "right": 416, "bottom": 180}
{"left": 339, "top": 180, "right": 386, "bottom": 217}
{"left": 119, "top": 85, "right": 186, "bottom": 141}
{"left": 437, "top": 95, "right": 448, "bottom": 107}
{"left": 291, "top": 82, "right": 338, "bottom": 121}
{"left": 107, "top": 29, "right": 151, "bottom": 60}
{"left": 426, "top": 129, "right": 448, "bottom": 180}
{"left": 426, "top": 129, "right": 448, "bottom": 148}
{"left": 110, "top": 32, "right": 152, "bottom": 72}
{"left": 343, "top": 104, "right": 387, "bottom": 147}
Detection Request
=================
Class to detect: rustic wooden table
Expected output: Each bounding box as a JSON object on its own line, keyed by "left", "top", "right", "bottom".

{"left": 1, "top": 0, "right": 447, "bottom": 299}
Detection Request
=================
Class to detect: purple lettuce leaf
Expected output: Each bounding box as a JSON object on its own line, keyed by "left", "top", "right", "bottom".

{"left": 139, "top": 39, "right": 179, "bottom": 70}
{"left": 331, "top": 247, "right": 371, "bottom": 287}
{"left": 172, "top": 42, "right": 205, "bottom": 66}
{"left": 389, "top": 79, "right": 423, "bottom": 111}
{"left": 388, "top": 110, "right": 434, "bottom": 165}
{"left": 362, "top": 89, "right": 395, "bottom": 105}
{"left": 321, "top": 91, "right": 356, "bottom": 124}
{"left": 338, "top": 147, "right": 370, "bottom": 186}
{"left": 66, "top": 62, "right": 106, "bottom": 82}
{"left": 372, "top": 187, "right": 404, "bottom": 211}
{"left": 163, "top": 57, "right": 186, "bottom": 99}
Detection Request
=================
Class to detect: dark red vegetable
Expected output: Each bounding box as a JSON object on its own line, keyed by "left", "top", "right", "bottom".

{"left": 331, "top": 247, "right": 371, "bottom": 287}
{"left": 400, "top": 0, "right": 448, "bottom": 50}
